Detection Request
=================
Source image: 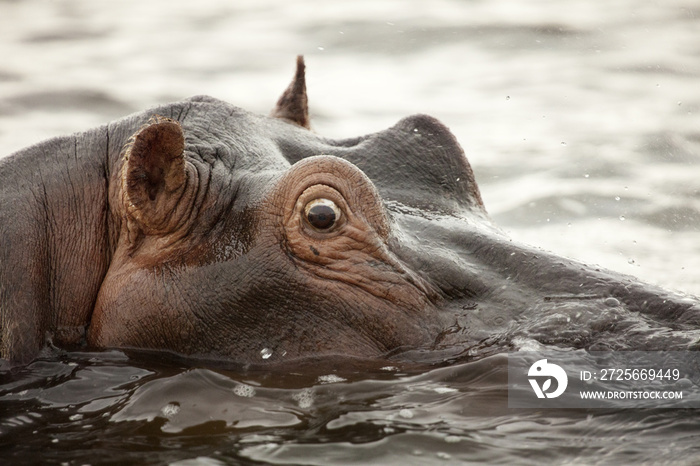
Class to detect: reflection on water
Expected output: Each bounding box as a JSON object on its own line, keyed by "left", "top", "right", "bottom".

{"left": 1, "top": 0, "right": 700, "bottom": 464}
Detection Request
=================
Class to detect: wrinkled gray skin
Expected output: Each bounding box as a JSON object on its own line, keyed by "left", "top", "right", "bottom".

{"left": 1, "top": 57, "right": 699, "bottom": 367}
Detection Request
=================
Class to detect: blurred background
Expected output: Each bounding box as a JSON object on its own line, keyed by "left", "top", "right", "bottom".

{"left": 1, "top": 0, "right": 699, "bottom": 293}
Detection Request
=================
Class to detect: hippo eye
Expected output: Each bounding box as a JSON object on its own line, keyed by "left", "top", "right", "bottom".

{"left": 304, "top": 198, "right": 341, "bottom": 231}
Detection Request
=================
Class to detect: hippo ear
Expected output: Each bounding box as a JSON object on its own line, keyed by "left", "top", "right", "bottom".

{"left": 122, "top": 115, "right": 187, "bottom": 233}
{"left": 271, "top": 55, "right": 311, "bottom": 129}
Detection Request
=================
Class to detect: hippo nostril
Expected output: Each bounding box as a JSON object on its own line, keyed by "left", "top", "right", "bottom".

{"left": 304, "top": 198, "right": 340, "bottom": 231}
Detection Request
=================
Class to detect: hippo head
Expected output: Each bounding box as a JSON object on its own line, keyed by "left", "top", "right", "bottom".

{"left": 83, "top": 58, "right": 492, "bottom": 365}
{"left": 5, "top": 57, "right": 696, "bottom": 367}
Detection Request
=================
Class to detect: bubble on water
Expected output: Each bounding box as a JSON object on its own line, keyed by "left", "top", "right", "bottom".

{"left": 160, "top": 403, "right": 180, "bottom": 418}
{"left": 260, "top": 348, "right": 273, "bottom": 360}
{"left": 292, "top": 388, "right": 314, "bottom": 409}
{"left": 628, "top": 259, "right": 636, "bottom": 265}
{"left": 619, "top": 215, "right": 626, "bottom": 221}
{"left": 676, "top": 378, "right": 692, "bottom": 389}
{"left": 399, "top": 408, "right": 414, "bottom": 419}
{"left": 317, "top": 374, "right": 346, "bottom": 384}
{"left": 604, "top": 297, "right": 621, "bottom": 307}
{"left": 233, "top": 384, "right": 256, "bottom": 398}
{"left": 615, "top": 196, "right": 621, "bottom": 201}
{"left": 584, "top": 174, "right": 590, "bottom": 179}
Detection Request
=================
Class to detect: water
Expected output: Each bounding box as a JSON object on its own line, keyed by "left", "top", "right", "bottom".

{"left": 1, "top": 0, "right": 700, "bottom": 464}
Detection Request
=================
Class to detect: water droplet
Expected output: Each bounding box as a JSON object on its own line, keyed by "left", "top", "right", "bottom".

{"left": 317, "top": 46, "right": 325, "bottom": 51}
{"left": 628, "top": 258, "right": 636, "bottom": 265}
{"left": 506, "top": 95, "right": 511, "bottom": 100}
{"left": 260, "top": 348, "right": 273, "bottom": 359}
{"left": 560, "top": 141, "right": 567, "bottom": 146}
{"left": 399, "top": 408, "right": 414, "bottom": 419}
{"left": 445, "top": 435, "right": 461, "bottom": 443}
{"left": 437, "top": 452, "right": 452, "bottom": 460}
{"left": 619, "top": 215, "right": 626, "bottom": 221}
{"left": 615, "top": 196, "right": 620, "bottom": 201}
{"left": 584, "top": 174, "right": 590, "bottom": 179}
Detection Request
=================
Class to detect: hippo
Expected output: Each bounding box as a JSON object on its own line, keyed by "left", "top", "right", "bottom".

{"left": 1, "top": 56, "right": 699, "bottom": 367}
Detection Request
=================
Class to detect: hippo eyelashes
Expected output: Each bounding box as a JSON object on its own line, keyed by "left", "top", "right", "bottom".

{"left": 304, "top": 198, "right": 341, "bottom": 232}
